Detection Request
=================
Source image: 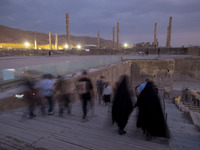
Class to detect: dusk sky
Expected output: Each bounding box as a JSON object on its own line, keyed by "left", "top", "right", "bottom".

{"left": 0, "top": 0, "right": 200, "bottom": 47}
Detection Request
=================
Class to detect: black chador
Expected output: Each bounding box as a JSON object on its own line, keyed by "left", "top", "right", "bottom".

{"left": 135, "top": 81, "right": 170, "bottom": 139}
{"left": 112, "top": 76, "right": 133, "bottom": 135}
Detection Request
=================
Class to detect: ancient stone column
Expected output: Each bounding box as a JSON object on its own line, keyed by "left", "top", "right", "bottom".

{"left": 49, "top": 30, "right": 52, "bottom": 50}
{"left": 34, "top": 32, "right": 37, "bottom": 50}
{"left": 66, "top": 13, "right": 71, "bottom": 49}
{"left": 113, "top": 26, "right": 115, "bottom": 49}
{"left": 153, "top": 23, "right": 158, "bottom": 47}
{"left": 117, "top": 22, "right": 119, "bottom": 49}
{"left": 55, "top": 33, "right": 58, "bottom": 50}
{"left": 97, "top": 31, "right": 100, "bottom": 48}
{"left": 166, "top": 16, "right": 172, "bottom": 48}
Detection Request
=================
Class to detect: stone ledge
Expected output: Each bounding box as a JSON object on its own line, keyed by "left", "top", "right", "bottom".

{"left": 175, "top": 101, "right": 200, "bottom": 130}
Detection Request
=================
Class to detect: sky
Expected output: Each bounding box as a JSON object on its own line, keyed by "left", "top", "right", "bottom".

{"left": 0, "top": 0, "right": 200, "bottom": 47}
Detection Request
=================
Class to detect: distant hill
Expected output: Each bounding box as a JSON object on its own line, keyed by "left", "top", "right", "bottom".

{"left": 0, "top": 25, "right": 115, "bottom": 48}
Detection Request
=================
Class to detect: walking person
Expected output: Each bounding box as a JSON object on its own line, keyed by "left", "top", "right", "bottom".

{"left": 112, "top": 75, "right": 133, "bottom": 135}
{"left": 96, "top": 76, "right": 104, "bottom": 104}
{"left": 102, "top": 81, "right": 111, "bottom": 105}
{"left": 134, "top": 81, "right": 170, "bottom": 140}
{"left": 77, "top": 70, "right": 94, "bottom": 122}
{"left": 55, "top": 75, "right": 72, "bottom": 117}
{"left": 36, "top": 74, "right": 55, "bottom": 115}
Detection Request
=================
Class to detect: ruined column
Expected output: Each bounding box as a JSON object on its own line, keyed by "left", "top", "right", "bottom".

{"left": 55, "top": 33, "right": 58, "bottom": 50}
{"left": 113, "top": 26, "right": 115, "bottom": 49}
{"left": 34, "top": 32, "right": 37, "bottom": 50}
{"left": 49, "top": 30, "right": 52, "bottom": 50}
{"left": 117, "top": 22, "right": 119, "bottom": 49}
{"left": 97, "top": 31, "right": 100, "bottom": 48}
{"left": 66, "top": 13, "right": 71, "bottom": 49}
{"left": 166, "top": 16, "right": 172, "bottom": 48}
{"left": 153, "top": 23, "right": 158, "bottom": 47}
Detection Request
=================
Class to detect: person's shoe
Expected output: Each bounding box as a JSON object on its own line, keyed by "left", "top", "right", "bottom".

{"left": 29, "top": 114, "right": 36, "bottom": 119}
{"left": 82, "top": 117, "right": 89, "bottom": 122}
{"left": 118, "top": 129, "right": 126, "bottom": 135}
{"left": 48, "top": 111, "right": 54, "bottom": 115}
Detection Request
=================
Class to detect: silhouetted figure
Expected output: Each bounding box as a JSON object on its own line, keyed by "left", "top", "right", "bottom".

{"left": 112, "top": 75, "right": 133, "bottom": 135}
{"left": 96, "top": 76, "right": 104, "bottom": 104}
{"left": 24, "top": 77, "right": 37, "bottom": 119}
{"left": 77, "top": 70, "right": 94, "bottom": 122}
{"left": 55, "top": 76, "right": 72, "bottom": 117}
{"left": 134, "top": 81, "right": 170, "bottom": 140}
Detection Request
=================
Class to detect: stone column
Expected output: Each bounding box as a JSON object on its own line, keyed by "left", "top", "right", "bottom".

{"left": 66, "top": 13, "right": 71, "bottom": 49}
{"left": 49, "top": 30, "right": 52, "bottom": 50}
{"left": 97, "top": 31, "right": 100, "bottom": 48}
{"left": 34, "top": 32, "right": 37, "bottom": 50}
{"left": 153, "top": 23, "right": 158, "bottom": 47}
{"left": 113, "top": 26, "right": 115, "bottom": 49}
{"left": 117, "top": 22, "right": 119, "bottom": 49}
{"left": 55, "top": 33, "right": 58, "bottom": 50}
{"left": 166, "top": 16, "right": 172, "bottom": 48}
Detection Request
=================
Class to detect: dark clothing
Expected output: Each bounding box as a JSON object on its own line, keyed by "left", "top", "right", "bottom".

{"left": 112, "top": 77, "right": 133, "bottom": 130}
{"left": 96, "top": 79, "right": 104, "bottom": 103}
{"left": 78, "top": 77, "right": 93, "bottom": 118}
{"left": 135, "top": 82, "right": 169, "bottom": 138}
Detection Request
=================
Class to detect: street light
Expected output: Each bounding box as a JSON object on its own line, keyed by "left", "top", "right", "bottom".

{"left": 24, "top": 42, "right": 30, "bottom": 48}
{"left": 124, "top": 43, "right": 128, "bottom": 48}
{"left": 65, "top": 44, "right": 69, "bottom": 49}
{"left": 77, "top": 44, "right": 81, "bottom": 49}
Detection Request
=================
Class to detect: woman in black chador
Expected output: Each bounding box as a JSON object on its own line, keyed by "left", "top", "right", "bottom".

{"left": 112, "top": 75, "right": 133, "bottom": 135}
{"left": 134, "top": 81, "right": 170, "bottom": 140}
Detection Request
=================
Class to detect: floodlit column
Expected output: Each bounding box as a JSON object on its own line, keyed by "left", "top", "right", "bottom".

{"left": 166, "top": 16, "right": 172, "bottom": 48}
{"left": 34, "top": 32, "right": 37, "bottom": 50}
{"left": 55, "top": 33, "right": 58, "bottom": 50}
{"left": 97, "top": 31, "right": 100, "bottom": 48}
{"left": 153, "top": 23, "right": 158, "bottom": 47}
{"left": 117, "top": 22, "right": 119, "bottom": 49}
{"left": 113, "top": 26, "right": 115, "bottom": 49}
{"left": 49, "top": 30, "right": 52, "bottom": 50}
{"left": 66, "top": 13, "right": 71, "bottom": 49}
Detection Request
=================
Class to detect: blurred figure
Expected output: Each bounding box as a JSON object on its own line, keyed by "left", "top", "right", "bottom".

{"left": 96, "top": 76, "right": 104, "bottom": 104}
{"left": 24, "top": 77, "right": 37, "bottom": 119}
{"left": 102, "top": 81, "right": 111, "bottom": 105}
{"left": 191, "top": 89, "right": 200, "bottom": 106}
{"left": 77, "top": 70, "right": 94, "bottom": 122}
{"left": 134, "top": 81, "right": 170, "bottom": 140}
{"left": 55, "top": 75, "right": 72, "bottom": 117}
{"left": 112, "top": 75, "right": 133, "bottom": 135}
{"left": 181, "top": 88, "right": 190, "bottom": 103}
{"left": 36, "top": 74, "right": 55, "bottom": 115}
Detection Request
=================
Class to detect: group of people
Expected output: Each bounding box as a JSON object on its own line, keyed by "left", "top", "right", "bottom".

{"left": 24, "top": 70, "right": 170, "bottom": 141}
{"left": 96, "top": 76, "right": 112, "bottom": 105}
{"left": 112, "top": 76, "right": 169, "bottom": 140}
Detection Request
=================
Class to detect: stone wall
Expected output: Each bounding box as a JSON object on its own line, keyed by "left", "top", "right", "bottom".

{"left": 130, "top": 60, "right": 175, "bottom": 89}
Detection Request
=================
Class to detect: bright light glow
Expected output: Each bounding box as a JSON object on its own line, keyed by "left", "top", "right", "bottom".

{"left": 7, "top": 69, "right": 15, "bottom": 72}
{"left": 124, "top": 43, "right": 128, "bottom": 47}
{"left": 65, "top": 44, "right": 69, "bottom": 49}
{"left": 77, "top": 45, "right": 81, "bottom": 49}
{"left": 15, "top": 94, "right": 24, "bottom": 99}
{"left": 38, "top": 48, "right": 41, "bottom": 50}
{"left": 24, "top": 42, "right": 30, "bottom": 47}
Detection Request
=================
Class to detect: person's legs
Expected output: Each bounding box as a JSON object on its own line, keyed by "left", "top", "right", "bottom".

{"left": 46, "top": 96, "right": 54, "bottom": 114}
{"left": 81, "top": 98, "right": 87, "bottom": 119}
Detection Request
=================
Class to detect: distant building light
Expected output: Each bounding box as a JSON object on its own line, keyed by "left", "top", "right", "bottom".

{"left": 38, "top": 48, "right": 41, "bottom": 50}
{"left": 77, "top": 45, "right": 81, "bottom": 49}
{"left": 24, "top": 42, "right": 30, "bottom": 48}
{"left": 124, "top": 43, "right": 128, "bottom": 48}
{"left": 65, "top": 44, "right": 69, "bottom": 49}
